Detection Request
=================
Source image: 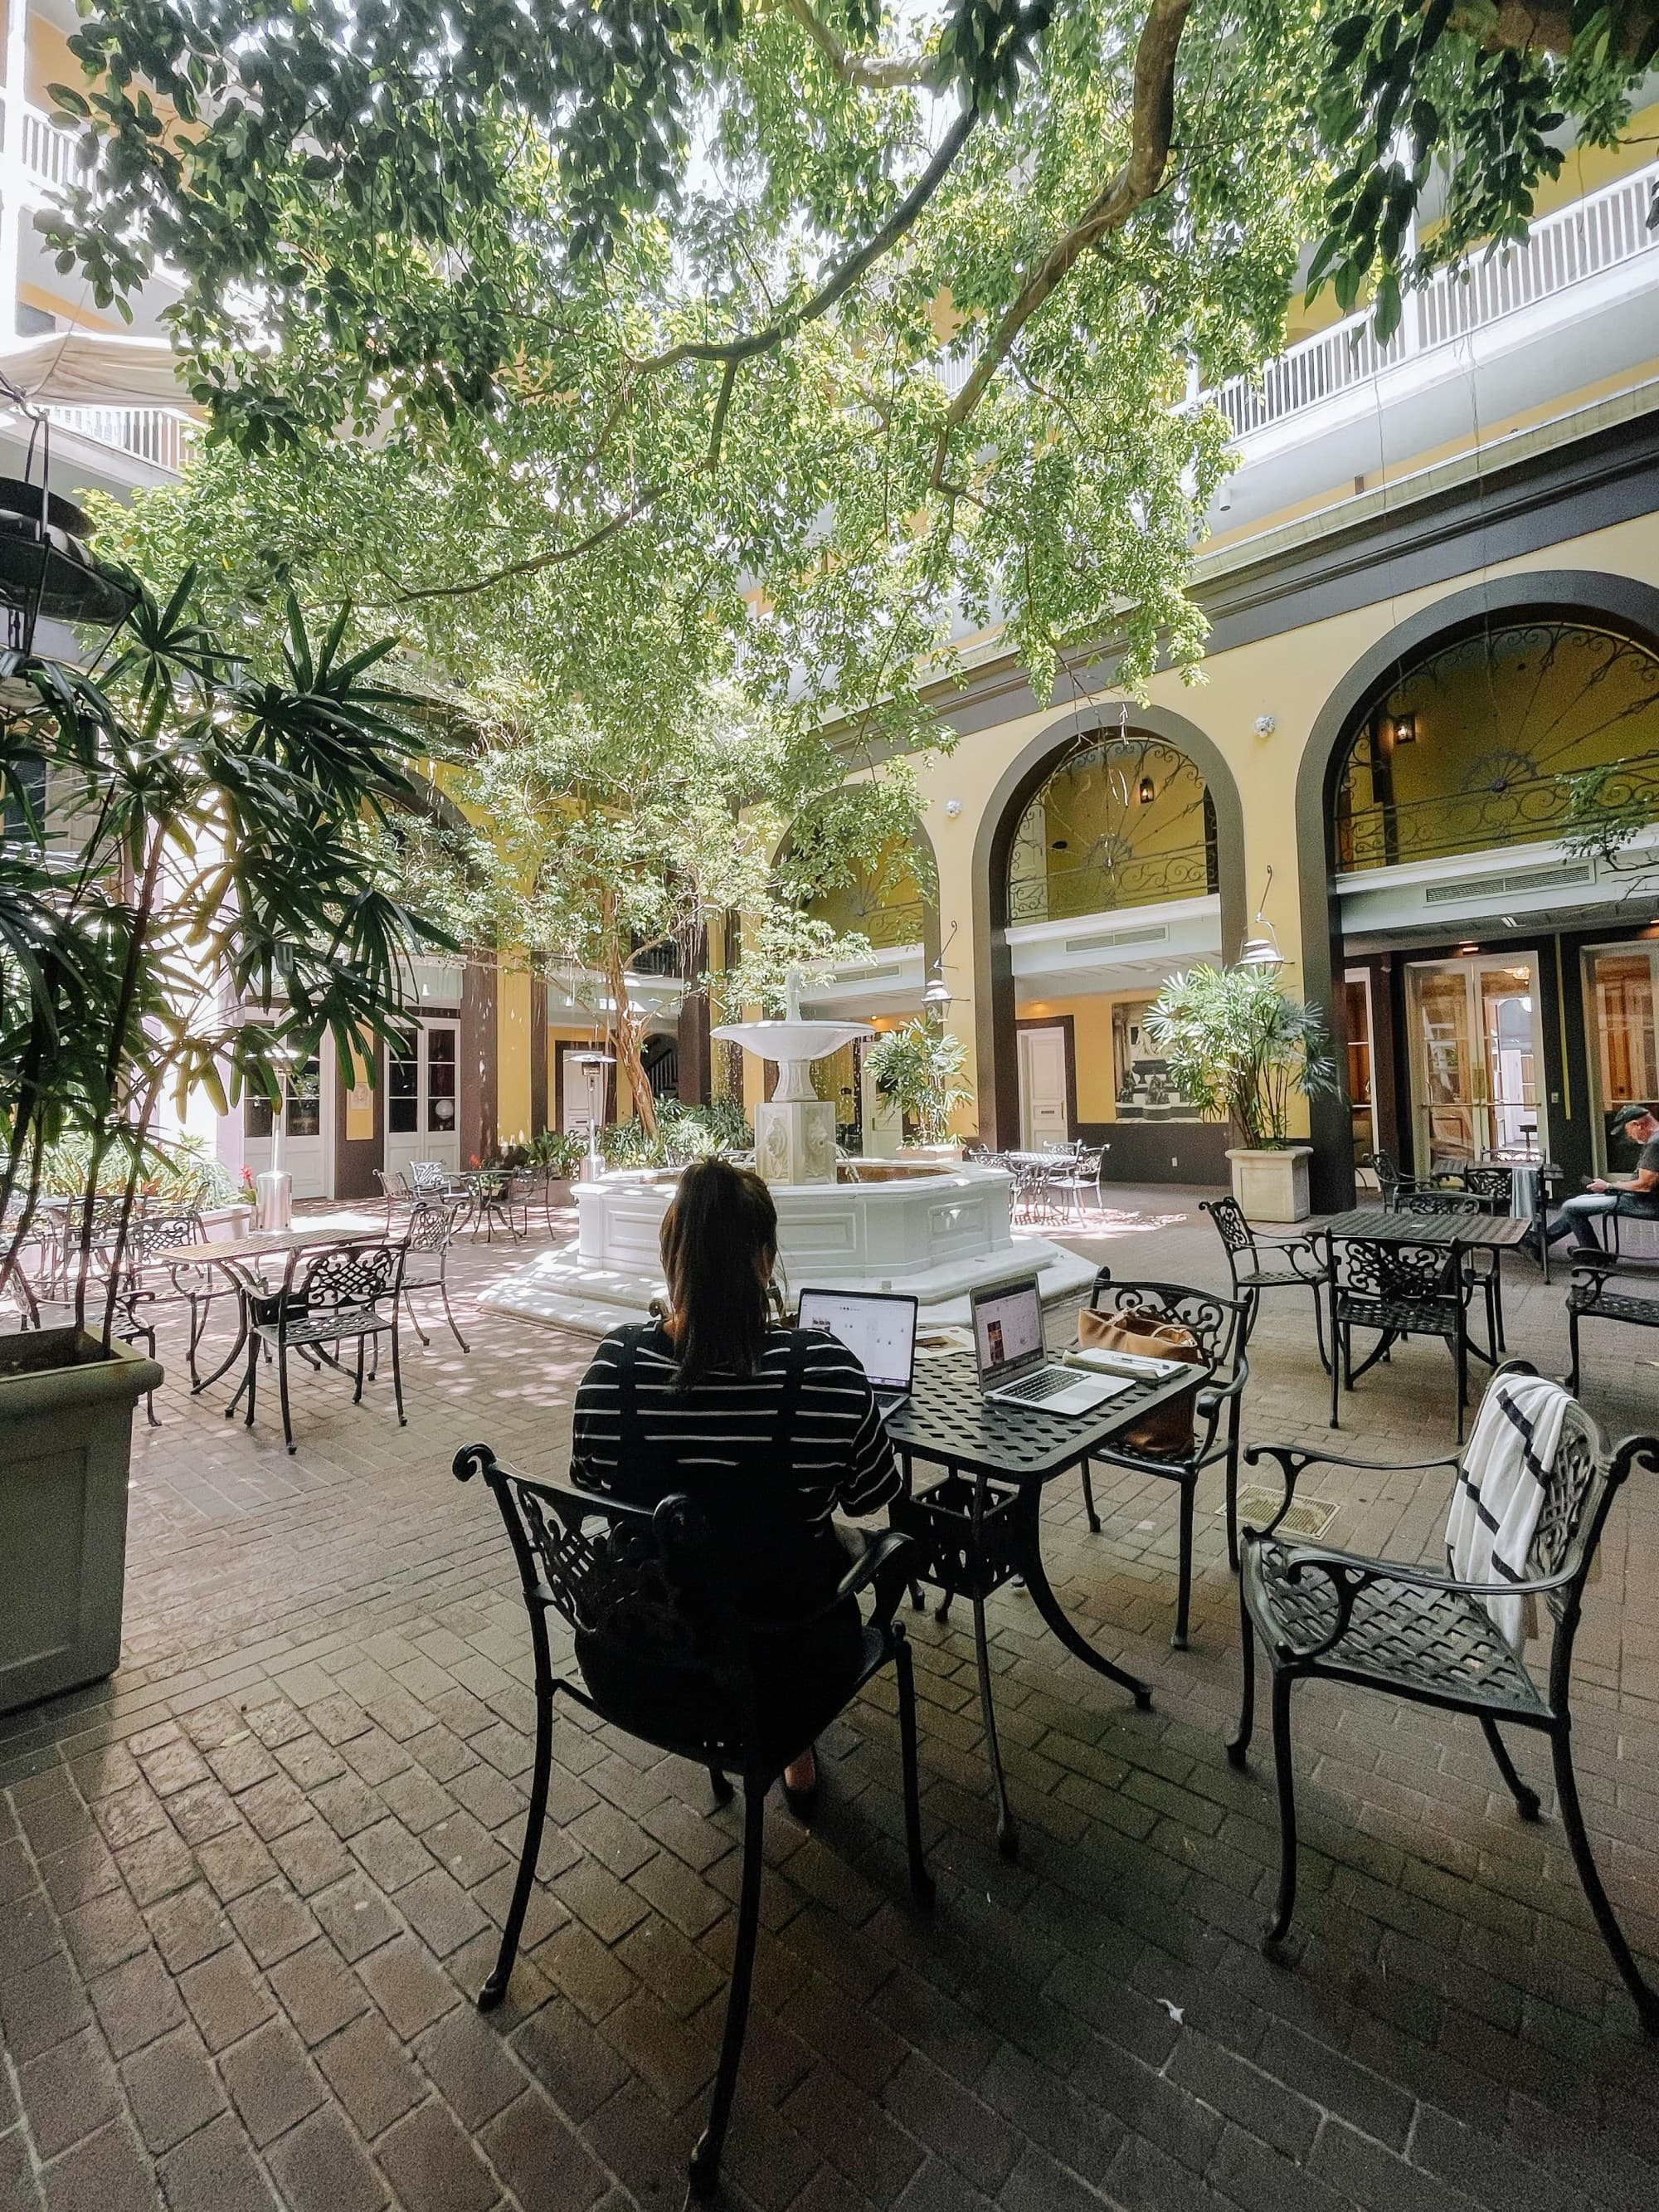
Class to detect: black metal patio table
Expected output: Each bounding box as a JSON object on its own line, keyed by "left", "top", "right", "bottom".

{"left": 883, "top": 1347, "right": 1211, "bottom": 1859}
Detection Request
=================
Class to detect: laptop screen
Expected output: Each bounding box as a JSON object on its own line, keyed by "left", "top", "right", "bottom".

{"left": 796, "top": 1289, "right": 918, "bottom": 1395}
{"left": 971, "top": 1279, "right": 1045, "bottom": 1381}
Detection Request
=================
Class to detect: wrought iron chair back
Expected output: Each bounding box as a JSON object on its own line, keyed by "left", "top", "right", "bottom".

{"left": 1090, "top": 1274, "right": 1248, "bottom": 1376}
{"left": 1082, "top": 1271, "right": 1252, "bottom": 1646}
{"left": 1452, "top": 1165, "right": 1515, "bottom": 1211}
{"left": 454, "top": 1441, "right": 933, "bottom": 2198}
{"left": 406, "top": 1161, "right": 453, "bottom": 1194}
{"left": 1202, "top": 1193, "right": 1255, "bottom": 1261}
{"left": 1335, "top": 1235, "right": 1460, "bottom": 1307}
{"left": 402, "top": 1198, "right": 459, "bottom": 1258}
{"left": 1358, "top": 1149, "right": 1418, "bottom": 1209}
{"left": 291, "top": 1241, "right": 401, "bottom": 1315}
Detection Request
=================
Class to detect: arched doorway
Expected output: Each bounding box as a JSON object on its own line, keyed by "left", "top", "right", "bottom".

{"left": 1299, "top": 575, "right": 1659, "bottom": 1208}
{"left": 975, "top": 709, "right": 1245, "bottom": 1171}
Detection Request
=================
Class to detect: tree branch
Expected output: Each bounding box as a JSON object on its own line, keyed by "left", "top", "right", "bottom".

{"left": 635, "top": 105, "right": 978, "bottom": 373}
{"left": 930, "top": 0, "right": 1192, "bottom": 490}
{"left": 777, "top": 0, "right": 944, "bottom": 88}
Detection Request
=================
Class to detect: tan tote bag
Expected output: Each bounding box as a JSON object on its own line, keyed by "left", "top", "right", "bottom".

{"left": 1078, "top": 1303, "right": 1205, "bottom": 1456}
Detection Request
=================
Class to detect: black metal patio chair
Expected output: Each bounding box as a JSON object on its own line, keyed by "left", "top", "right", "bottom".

{"left": 1326, "top": 1232, "right": 1476, "bottom": 1444}
{"left": 1227, "top": 1366, "right": 1659, "bottom": 2034}
{"left": 1358, "top": 1150, "right": 1427, "bottom": 1211}
{"left": 1200, "top": 1195, "right": 1329, "bottom": 1370}
{"left": 1046, "top": 1145, "right": 1105, "bottom": 1220}
{"left": 1394, "top": 1186, "right": 1505, "bottom": 1359}
{"left": 237, "top": 1240, "right": 406, "bottom": 1454}
{"left": 453, "top": 1442, "right": 933, "bottom": 2202}
{"left": 1079, "top": 1271, "right": 1252, "bottom": 1647}
{"left": 372, "top": 1166, "right": 415, "bottom": 1230}
{"left": 399, "top": 1198, "right": 469, "bottom": 1353}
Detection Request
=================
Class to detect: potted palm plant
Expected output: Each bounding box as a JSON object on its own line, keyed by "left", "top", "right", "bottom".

{"left": 0, "top": 574, "right": 449, "bottom": 1714}
{"left": 864, "top": 1020, "right": 973, "bottom": 1156}
{"left": 1145, "top": 965, "right": 1337, "bottom": 1221}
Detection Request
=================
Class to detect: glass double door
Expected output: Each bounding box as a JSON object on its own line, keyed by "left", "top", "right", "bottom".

{"left": 1406, "top": 954, "right": 1545, "bottom": 1166}
{"left": 386, "top": 1021, "right": 460, "bottom": 1180}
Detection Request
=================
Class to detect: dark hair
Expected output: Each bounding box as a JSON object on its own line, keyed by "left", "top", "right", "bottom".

{"left": 659, "top": 1157, "right": 778, "bottom": 1389}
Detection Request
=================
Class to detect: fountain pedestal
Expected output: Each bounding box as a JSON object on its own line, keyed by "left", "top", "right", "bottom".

{"left": 711, "top": 1011, "right": 871, "bottom": 1187}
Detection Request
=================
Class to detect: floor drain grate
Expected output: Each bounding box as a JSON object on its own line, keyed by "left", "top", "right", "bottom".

{"left": 1225, "top": 1485, "right": 1340, "bottom": 1542}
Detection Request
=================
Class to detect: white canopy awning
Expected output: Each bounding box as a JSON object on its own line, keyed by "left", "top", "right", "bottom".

{"left": 0, "top": 331, "right": 200, "bottom": 413}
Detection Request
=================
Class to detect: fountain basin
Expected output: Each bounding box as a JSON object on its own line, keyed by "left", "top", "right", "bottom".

{"left": 479, "top": 1162, "right": 1097, "bottom": 1339}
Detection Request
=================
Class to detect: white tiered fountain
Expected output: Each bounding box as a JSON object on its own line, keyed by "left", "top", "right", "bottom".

{"left": 481, "top": 972, "right": 1094, "bottom": 1338}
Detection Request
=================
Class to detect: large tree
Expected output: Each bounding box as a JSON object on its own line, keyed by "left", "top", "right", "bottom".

{"left": 90, "top": 444, "right": 933, "bottom": 1137}
{"left": 46, "top": 2, "right": 1657, "bottom": 715}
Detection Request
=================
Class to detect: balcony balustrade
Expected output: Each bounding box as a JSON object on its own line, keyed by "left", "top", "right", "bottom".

{"left": 1212, "top": 159, "right": 1659, "bottom": 442}
{"left": 1008, "top": 838, "right": 1214, "bottom": 925}
{"left": 1336, "top": 748, "right": 1659, "bottom": 875}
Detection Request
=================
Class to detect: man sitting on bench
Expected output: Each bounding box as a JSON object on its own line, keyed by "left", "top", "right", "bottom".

{"left": 1531, "top": 1103, "right": 1659, "bottom": 1254}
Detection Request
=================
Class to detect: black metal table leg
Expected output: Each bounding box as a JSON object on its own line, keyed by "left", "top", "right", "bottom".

{"left": 969, "top": 1472, "right": 1019, "bottom": 1858}
{"left": 1014, "top": 1479, "right": 1153, "bottom": 1708}
{"left": 193, "top": 1286, "right": 250, "bottom": 1395}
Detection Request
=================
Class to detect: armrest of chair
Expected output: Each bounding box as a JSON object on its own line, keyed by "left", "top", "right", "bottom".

{"left": 1194, "top": 1352, "right": 1248, "bottom": 1437}
{"left": 1241, "top": 1440, "right": 1460, "bottom": 1538}
{"left": 1271, "top": 1543, "right": 1576, "bottom": 1610}
{"left": 813, "top": 1527, "right": 914, "bottom": 1632}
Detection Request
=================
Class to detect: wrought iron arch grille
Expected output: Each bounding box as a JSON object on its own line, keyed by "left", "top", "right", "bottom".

{"left": 1335, "top": 620, "right": 1659, "bottom": 875}
{"left": 1005, "top": 735, "right": 1215, "bottom": 926}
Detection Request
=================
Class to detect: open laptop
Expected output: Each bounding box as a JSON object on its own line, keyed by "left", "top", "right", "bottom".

{"left": 971, "top": 1277, "right": 1129, "bottom": 1415}
{"left": 796, "top": 1288, "right": 918, "bottom": 1418}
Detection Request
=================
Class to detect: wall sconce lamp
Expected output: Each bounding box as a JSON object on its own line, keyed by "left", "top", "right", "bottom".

{"left": 1137, "top": 774, "right": 1156, "bottom": 806}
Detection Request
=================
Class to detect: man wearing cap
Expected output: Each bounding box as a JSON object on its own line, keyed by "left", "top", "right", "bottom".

{"left": 1531, "top": 1103, "right": 1659, "bottom": 1254}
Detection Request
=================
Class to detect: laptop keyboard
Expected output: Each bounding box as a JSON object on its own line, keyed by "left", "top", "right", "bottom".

{"left": 995, "top": 1366, "right": 1074, "bottom": 1403}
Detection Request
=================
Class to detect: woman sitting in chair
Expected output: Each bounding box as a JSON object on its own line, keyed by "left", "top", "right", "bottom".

{"left": 572, "top": 1156, "right": 899, "bottom": 1812}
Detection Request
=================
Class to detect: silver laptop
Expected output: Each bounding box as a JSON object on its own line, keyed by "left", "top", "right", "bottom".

{"left": 971, "top": 1278, "right": 1129, "bottom": 1416}
{"left": 797, "top": 1288, "right": 918, "bottom": 1418}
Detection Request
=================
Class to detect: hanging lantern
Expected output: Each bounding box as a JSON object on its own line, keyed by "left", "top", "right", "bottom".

{"left": 1137, "top": 774, "right": 1156, "bottom": 805}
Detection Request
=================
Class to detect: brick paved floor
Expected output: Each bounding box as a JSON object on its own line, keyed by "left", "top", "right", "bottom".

{"left": 3, "top": 1190, "right": 1658, "bottom": 2212}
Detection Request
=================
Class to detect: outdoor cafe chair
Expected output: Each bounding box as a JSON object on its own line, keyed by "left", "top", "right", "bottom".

{"left": 1046, "top": 1144, "right": 1105, "bottom": 1220}
{"left": 372, "top": 1165, "right": 416, "bottom": 1230}
{"left": 1394, "top": 1186, "right": 1505, "bottom": 1358}
{"left": 399, "top": 1198, "right": 469, "bottom": 1354}
{"left": 237, "top": 1240, "right": 406, "bottom": 1454}
{"left": 1326, "top": 1232, "right": 1476, "bottom": 1444}
{"left": 1228, "top": 1364, "right": 1659, "bottom": 2034}
{"left": 1201, "top": 1195, "right": 1328, "bottom": 1370}
{"left": 1358, "top": 1149, "right": 1428, "bottom": 1212}
{"left": 1079, "top": 1270, "right": 1252, "bottom": 1648}
{"left": 453, "top": 1442, "right": 934, "bottom": 2202}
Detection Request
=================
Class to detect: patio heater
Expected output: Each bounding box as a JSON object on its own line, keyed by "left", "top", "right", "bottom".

{"left": 572, "top": 1046, "right": 615, "bottom": 1181}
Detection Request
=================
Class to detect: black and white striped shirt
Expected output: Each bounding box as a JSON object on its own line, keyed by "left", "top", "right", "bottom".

{"left": 571, "top": 1323, "right": 899, "bottom": 1530}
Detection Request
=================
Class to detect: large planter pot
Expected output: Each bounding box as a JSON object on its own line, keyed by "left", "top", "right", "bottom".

{"left": 0, "top": 1328, "right": 163, "bottom": 1716}
{"left": 1226, "top": 1146, "right": 1312, "bottom": 1224}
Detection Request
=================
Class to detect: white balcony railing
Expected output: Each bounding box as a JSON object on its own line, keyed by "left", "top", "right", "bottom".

{"left": 1212, "top": 159, "right": 1659, "bottom": 441}
{"left": 43, "top": 405, "right": 195, "bottom": 475}
{"left": 19, "top": 100, "right": 78, "bottom": 192}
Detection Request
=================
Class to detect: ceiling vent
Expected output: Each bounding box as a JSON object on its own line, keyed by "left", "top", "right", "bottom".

{"left": 1063, "top": 923, "right": 1170, "bottom": 954}
{"left": 1424, "top": 861, "right": 1594, "bottom": 906}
